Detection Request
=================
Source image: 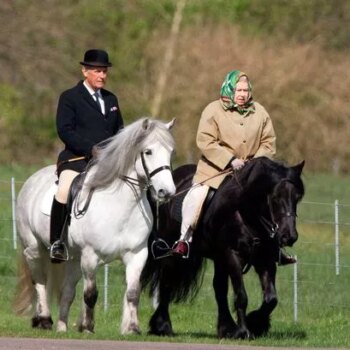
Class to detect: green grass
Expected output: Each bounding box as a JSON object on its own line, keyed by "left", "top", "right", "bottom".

{"left": 1, "top": 165, "right": 350, "bottom": 347}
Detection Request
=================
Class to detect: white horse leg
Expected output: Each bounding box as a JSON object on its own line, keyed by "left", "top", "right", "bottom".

{"left": 78, "top": 247, "right": 99, "bottom": 333}
{"left": 57, "top": 260, "right": 82, "bottom": 332}
{"left": 121, "top": 247, "right": 148, "bottom": 335}
{"left": 23, "top": 246, "right": 53, "bottom": 329}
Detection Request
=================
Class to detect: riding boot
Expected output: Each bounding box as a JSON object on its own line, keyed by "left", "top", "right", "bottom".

{"left": 49, "top": 197, "right": 68, "bottom": 264}
{"left": 278, "top": 249, "right": 297, "bottom": 265}
{"left": 172, "top": 228, "right": 192, "bottom": 258}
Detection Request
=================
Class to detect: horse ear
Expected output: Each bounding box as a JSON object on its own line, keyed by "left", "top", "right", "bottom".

{"left": 166, "top": 118, "right": 176, "bottom": 130}
{"left": 292, "top": 160, "right": 305, "bottom": 176}
{"left": 142, "top": 118, "right": 150, "bottom": 130}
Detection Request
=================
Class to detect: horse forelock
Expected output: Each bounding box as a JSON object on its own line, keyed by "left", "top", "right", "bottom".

{"left": 86, "top": 118, "right": 174, "bottom": 190}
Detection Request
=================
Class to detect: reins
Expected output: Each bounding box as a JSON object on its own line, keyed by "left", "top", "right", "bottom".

{"left": 171, "top": 167, "right": 234, "bottom": 199}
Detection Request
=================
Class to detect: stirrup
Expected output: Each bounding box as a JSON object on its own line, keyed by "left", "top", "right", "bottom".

{"left": 172, "top": 240, "right": 190, "bottom": 259}
{"left": 151, "top": 238, "right": 172, "bottom": 260}
{"left": 49, "top": 241, "right": 69, "bottom": 262}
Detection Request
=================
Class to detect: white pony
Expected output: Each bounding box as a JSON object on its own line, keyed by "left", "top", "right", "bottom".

{"left": 14, "top": 117, "right": 176, "bottom": 334}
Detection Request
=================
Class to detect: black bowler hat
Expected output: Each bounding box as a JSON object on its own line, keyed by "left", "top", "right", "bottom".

{"left": 80, "top": 49, "right": 112, "bottom": 67}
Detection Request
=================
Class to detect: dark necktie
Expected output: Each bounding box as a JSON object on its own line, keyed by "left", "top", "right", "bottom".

{"left": 94, "top": 92, "right": 103, "bottom": 113}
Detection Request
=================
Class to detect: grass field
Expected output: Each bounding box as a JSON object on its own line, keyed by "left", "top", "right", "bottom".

{"left": 0, "top": 164, "right": 350, "bottom": 347}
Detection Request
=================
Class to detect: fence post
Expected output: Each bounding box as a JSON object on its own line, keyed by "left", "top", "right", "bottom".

{"left": 104, "top": 263, "right": 109, "bottom": 312}
{"left": 11, "top": 177, "right": 17, "bottom": 250}
{"left": 335, "top": 199, "right": 340, "bottom": 275}
{"left": 293, "top": 256, "right": 298, "bottom": 322}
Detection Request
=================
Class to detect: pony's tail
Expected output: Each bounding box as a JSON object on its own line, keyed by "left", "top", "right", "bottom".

{"left": 141, "top": 231, "right": 206, "bottom": 304}
{"left": 13, "top": 250, "right": 65, "bottom": 316}
{"left": 13, "top": 252, "right": 34, "bottom": 315}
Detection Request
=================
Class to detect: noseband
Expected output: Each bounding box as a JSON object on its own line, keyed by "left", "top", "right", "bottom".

{"left": 140, "top": 151, "right": 172, "bottom": 188}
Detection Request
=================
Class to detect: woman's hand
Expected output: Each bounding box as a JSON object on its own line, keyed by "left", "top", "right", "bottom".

{"left": 231, "top": 158, "right": 245, "bottom": 170}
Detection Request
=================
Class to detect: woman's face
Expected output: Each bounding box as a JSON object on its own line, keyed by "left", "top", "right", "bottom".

{"left": 234, "top": 81, "right": 250, "bottom": 106}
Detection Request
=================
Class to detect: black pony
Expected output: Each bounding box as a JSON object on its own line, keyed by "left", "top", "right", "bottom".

{"left": 142, "top": 157, "right": 305, "bottom": 339}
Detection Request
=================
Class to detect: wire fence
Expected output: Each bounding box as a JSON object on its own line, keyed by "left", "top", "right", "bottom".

{"left": 1, "top": 177, "right": 350, "bottom": 322}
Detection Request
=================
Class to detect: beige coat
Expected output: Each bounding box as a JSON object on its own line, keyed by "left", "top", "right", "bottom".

{"left": 193, "top": 99, "right": 276, "bottom": 188}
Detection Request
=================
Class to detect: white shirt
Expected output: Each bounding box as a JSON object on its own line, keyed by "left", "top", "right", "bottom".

{"left": 83, "top": 81, "right": 106, "bottom": 115}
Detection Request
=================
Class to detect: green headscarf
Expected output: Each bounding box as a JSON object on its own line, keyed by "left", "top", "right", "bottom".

{"left": 220, "top": 70, "right": 255, "bottom": 115}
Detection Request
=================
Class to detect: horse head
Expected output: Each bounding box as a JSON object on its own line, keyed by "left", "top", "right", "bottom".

{"left": 265, "top": 160, "right": 305, "bottom": 247}
{"left": 134, "top": 118, "right": 176, "bottom": 202}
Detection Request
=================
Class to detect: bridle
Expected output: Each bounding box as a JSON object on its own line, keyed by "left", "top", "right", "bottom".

{"left": 74, "top": 150, "right": 172, "bottom": 218}
{"left": 140, "top": 151, "right": 172, "bottom": 190}
{"left": 259, "top": 179, "right": 297, "bottom": 239}
{"left": 122, "top": 150, "right": 172, "bottom": 197}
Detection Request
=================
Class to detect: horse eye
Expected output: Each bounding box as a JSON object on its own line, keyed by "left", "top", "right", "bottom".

{"left": 144, "top": 149, "right": 152, "bottom": 156}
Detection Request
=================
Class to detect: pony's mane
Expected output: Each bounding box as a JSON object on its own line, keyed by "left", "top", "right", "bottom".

{"left": 222, "top": 157, "right": 295, "bottom": 198}
{"left": 233, "top": 157, "right": 304, "bottom": 195}
{"left": 86, "top": 118, "right": 174, "bottom": 190}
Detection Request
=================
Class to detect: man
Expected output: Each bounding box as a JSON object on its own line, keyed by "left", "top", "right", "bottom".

{"left": 50, "top": 49, "right": 124, "bottom": 263}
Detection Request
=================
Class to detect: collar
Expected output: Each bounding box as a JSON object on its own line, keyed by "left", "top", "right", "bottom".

{"left": 83, "top": 81, "right": 100, "bottom": 97}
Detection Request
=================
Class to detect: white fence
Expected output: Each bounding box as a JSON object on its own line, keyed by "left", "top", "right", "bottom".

{"left": 1, "top": 177, "right": 350, "bottom": 321}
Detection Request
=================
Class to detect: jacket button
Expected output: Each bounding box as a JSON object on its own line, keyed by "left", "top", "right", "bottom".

{"left": 243, "top": 140, "right": 246, "bottom": 143}
{"left": 240, "top": 122, "right": 243, "bottom": 126}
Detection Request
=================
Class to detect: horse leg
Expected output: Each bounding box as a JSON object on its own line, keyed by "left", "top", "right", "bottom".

{"left": 23, "top": 246, "right": 54, "bottom": 330}
{"left": 148, "top": 282, "right": 174, "bottom": 336}
{"left": 213, "top": 259, "right": 238, "bottom": 339}
{"left": 225, "top": 250, "right": 251, "bottom": 339}
{"left": 57, "top": 259, "right": 82, "bottom": 332}
{"left": 121, "top": 248, "right": 148, "bottom": 335}
{"left": 247, "top": 262, "right": 277, "bottom": 337}
{"left": 78, "top": 248, "right": 99, "bottom": 333}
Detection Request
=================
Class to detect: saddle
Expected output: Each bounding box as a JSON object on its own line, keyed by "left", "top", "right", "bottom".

{"left": 66, "top": 171, "right": 89, "bottom": 222}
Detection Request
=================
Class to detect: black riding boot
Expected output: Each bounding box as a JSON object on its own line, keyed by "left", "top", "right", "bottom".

{"left": 49, "top": 197, "right": 68, "bottom": 264}
{"left": 278, "top": 249, "right": 297, "bottom": 265}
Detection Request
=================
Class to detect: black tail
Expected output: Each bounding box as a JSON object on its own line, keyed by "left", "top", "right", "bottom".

{"left": 141, "top": 231, "right": 206, "bottom": 303}
{"left": 142, "top": 164, "right": 206, "bottom": 303}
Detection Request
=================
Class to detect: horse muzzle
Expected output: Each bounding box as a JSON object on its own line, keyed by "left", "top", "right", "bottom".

{"left": 152, "top": 187, "right": 175, "bottom": 203}
{"left": 279, "top": 229, "right": 298, "bottom": 247}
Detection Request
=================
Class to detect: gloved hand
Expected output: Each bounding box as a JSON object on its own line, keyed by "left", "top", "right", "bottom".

{"left": 231, "top": 158, "right": 245, "bottom": 170}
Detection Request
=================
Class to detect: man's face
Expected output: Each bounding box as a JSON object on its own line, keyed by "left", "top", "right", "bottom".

{"left": 233, "top": 81, "right": 250, "bottom": 106}
{"left": 82, "top": 66, "right": 108, "bottom": 90}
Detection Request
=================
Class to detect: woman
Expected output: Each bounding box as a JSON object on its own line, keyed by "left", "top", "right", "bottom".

{"left": 173, "top": 70, "right": 295, "bottom": 265}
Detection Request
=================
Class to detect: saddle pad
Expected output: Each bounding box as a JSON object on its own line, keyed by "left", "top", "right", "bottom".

{"left": 40, "top": 183, "right": 57, "bottom": 216}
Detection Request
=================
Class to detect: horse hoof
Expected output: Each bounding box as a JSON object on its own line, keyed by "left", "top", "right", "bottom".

{"left": 78, "top": 324, "right": 95, "bottom": 333}
{"left": 233, "top": 327, "right": 251, "bottom": 340}
{"left": 121, "top": 323, "right": 141, "bottom": 335}
{"left": 246, "top": 310, "right": 271, "bottom": 337}
{"left": 32, "top": 315, "right": 53, "bottom": 330}
{"left": 56, "top": 320, "right": 67, "bottom": 332}
{"left": 218, "top": 326, "right": 237, "bottom": 339}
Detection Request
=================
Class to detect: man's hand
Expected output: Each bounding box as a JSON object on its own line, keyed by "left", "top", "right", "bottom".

{"left": 91, "top": 145, "right": 100, "bottom": 159}
{"left": 231, "top": 158, "right": 245, "bottom": 170}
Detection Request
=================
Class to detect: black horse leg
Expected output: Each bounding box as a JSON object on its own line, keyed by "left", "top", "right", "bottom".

{"left": 149, "top": 282, "right": 174, "bottom": 336}
{"left": 214, "top": 253, "right": 250, "bottom": 339}
{"left": 225, "top": 250, "right": 250, "bottom": 339}
{"left": 246, "top": 262, "right": 277, "bottom": 337}
{"left": 213, "top": 259, "right": 237, "bottom": 338}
